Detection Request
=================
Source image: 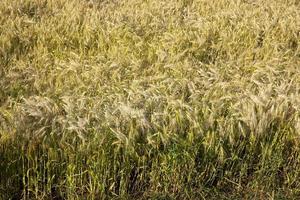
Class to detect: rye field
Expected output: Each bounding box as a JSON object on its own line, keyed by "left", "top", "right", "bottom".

{"left": 0, "top": 0, "right": 300, "bottom": 199}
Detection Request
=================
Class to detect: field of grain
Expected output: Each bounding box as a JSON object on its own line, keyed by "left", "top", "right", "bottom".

{"left": 0, "top": 0, "right": 300, "bottom": 199}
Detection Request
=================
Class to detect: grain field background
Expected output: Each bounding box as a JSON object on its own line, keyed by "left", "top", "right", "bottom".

{"left": 0, "top": 0, "right": 300, "bottom": 199}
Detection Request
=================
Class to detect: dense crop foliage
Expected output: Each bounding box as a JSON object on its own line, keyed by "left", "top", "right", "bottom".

{"left": 0, "top": 0, "right": 300, "bottom": 199}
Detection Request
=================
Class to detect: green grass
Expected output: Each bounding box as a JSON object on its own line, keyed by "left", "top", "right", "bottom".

{"left": 0, "top": 0, "right": 300, "bottom": 199}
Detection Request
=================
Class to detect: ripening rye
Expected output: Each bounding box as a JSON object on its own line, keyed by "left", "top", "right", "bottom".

{"left": 0, "top": 0, "right": 300, "bottom": 199}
